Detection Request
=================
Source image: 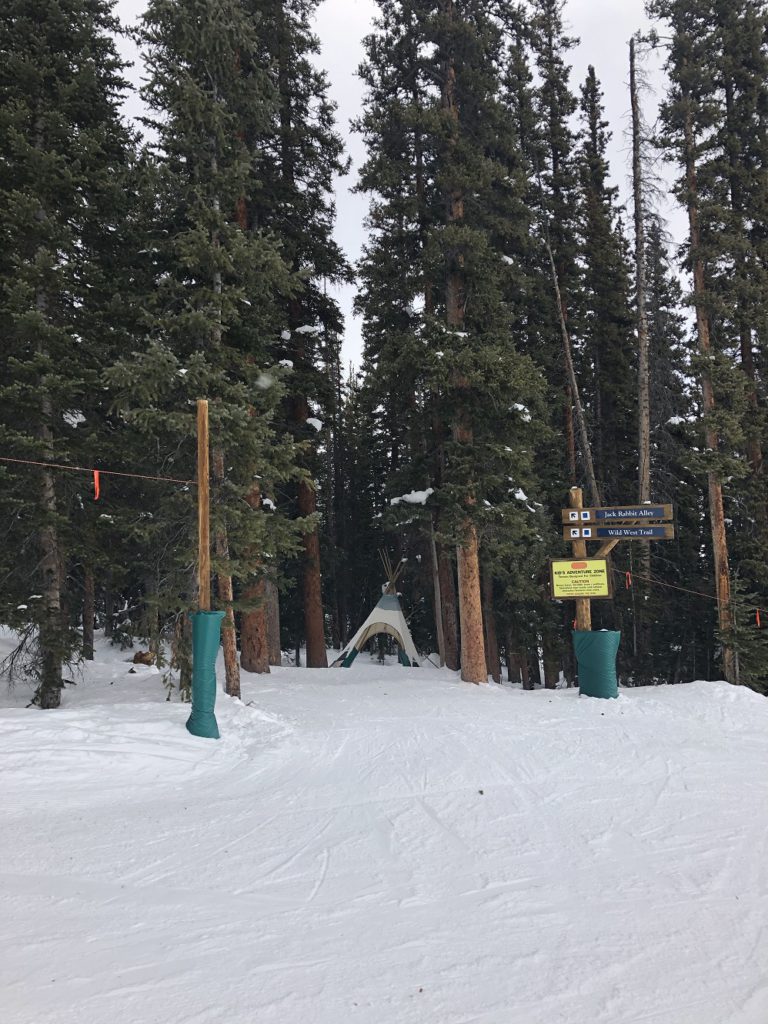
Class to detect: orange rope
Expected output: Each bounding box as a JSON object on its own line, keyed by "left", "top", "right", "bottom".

{"left": 612, "top": 566, "right": 728, "bottom": 607}
{"left": 0, "top": 455, "right": 194, "bottom": 487}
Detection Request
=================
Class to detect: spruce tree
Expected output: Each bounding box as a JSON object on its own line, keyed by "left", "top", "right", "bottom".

{"left": 706, "top": 1, "right": 768, "bottom": 669}
{"left": 356, "top": 0, "right": 547, "bottom": 682}
{"left": 649, "top": 0, "right": 760, "bottom": 682}
{"left": 0, "top": 0, "right": 138, "bottom": 706}
{"left": 113, "top": 0, "right": 301, "bottom": 694}
{"left": 246, "top": 0, "right": 350, "bottom": 669}
{"left": 528, "top": 0, "right": 582, "bottom": 488}
{"left": 576, "top": 66, "right": 636, "bottom": 505}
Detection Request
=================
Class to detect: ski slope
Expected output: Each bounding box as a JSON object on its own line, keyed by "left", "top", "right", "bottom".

{"left": 1, "top": 636, "right": 767, "bottom": 1024}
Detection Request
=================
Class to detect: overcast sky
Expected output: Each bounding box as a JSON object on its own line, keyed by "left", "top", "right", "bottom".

{"left": 115, "top": 0, "right": 676, "bottom": 367}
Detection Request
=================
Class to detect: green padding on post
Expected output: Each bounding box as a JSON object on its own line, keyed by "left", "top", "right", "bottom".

{"left": 186, "top": 611, "right": 225, "bottom": 739}
{"left": 573, "top": 630, "right": 621, "bottom": 699}
{"left": 341, "top": 647, "right": 358, "bottom": 668}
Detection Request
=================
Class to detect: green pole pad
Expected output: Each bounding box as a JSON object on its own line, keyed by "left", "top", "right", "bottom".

{"left": 573, "top": 630, "right": 621, "bottom": 699}
{"left": 186, "top": 611, "right": 225, "bottom": 739}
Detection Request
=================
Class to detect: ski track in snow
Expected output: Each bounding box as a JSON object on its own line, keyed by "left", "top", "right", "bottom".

{"left": 1, "top": 634, "right": 768, "bottom": 1024}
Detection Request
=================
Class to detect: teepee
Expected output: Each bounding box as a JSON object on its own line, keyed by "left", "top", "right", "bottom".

{"left": 332, "top": 553, "right": 420, "bottom": 668}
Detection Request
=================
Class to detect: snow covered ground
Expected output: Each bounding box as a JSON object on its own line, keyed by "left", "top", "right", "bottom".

{"left": 2, "top": 634, "right": 768, "bottom": 1024}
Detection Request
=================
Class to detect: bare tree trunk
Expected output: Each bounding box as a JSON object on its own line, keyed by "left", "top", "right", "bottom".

{"left": 272, "top": 14, "right": 328, "bottom": 671}
{"left": 506, "top": 630, "right": 532, "bottom": 689}
{"left": 683, "top": 103, "right": 736, "bottom": 683}
{"left": 531, "top": 645, "right": 545, "bottom": 688}
{"left": 722, "top": 78, "right": 765, "bottom": 499}
{"left": 505, "top": 631, "right": 518, "bottom": 685}
{"left": 37, "top": 295, "right": 64, "bottom": 708}
{"left": 544, "top": 235, "right": 601, "bottom": 508}
{"left": 240, "top": 580, "right": 269, "bottom": 675}
{"left": 104, "top": 573, "right": 114, "bottom": 640}
{"left": 266, "top": 579, "right": 281, "bottom": 666}
{"left": 208, "top": 136, "right": 240, "bottom": 696}
{"left": 442, "top": 4, "right": 486, "bottom": 684}
{"left": 631, "top": 37, "right": 652, "bottom": 513}
{"left": 565, "top": 386, "right": 577, "bottom": 486}
{"left": 430, "top": 518, "right": 446, "bottom": 666}
{"left": 482, "top": 571, "right": 501, "bottom": 683}
{"left": 543, "top": 634, "right": 560, "bottom": 690}
{"left": 239, "top": 484, "right": 270, "bottom": 675}
{"left": 456, "top": 523, "right": 487, "bottom": 684}
{"left": 630, "top": 36, "right": 652, "bottom": 657}
{"left": 519, "top": 658, "right": 531, "bottom": 690}
{"left": 212, "top": 448, "right": 241, "bottom": 698}
{"left": 143, "top": 571, "right": 161, "bottom": 662}
{"left": 437, "top": 542, "right": 460, "bottom": 671}
{"left": 82, "top": 566, "right": 95, "bottom": 661}
{"left": 739, "top": 328, "right": 764, "bottom": 477}
{"left": 297, "top": 473, "right": 328, "bottom": 668}
{"left": 38, "top": 455, "right": 64, "bottom": 708}
{"left": 173, "top": 611, "right": 193, "bottom": 703}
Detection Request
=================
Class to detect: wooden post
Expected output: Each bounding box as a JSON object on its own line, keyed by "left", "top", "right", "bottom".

{"left": 197, "top": 399, "right": 211, "bottom": 612}
{"left": 569, "top": 487, "right": 592, "bottom": 632}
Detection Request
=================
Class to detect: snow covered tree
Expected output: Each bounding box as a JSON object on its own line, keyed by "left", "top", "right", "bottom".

{"left": 356, "top": 0, "right": 547, "bottom": 683}
{"left": 649, "top": 0, "right": 766, "bottom": 683}
{"left": 528, "top": 0, "right": 583, "bottom": 489}
{"left": 112, "top": 0, "right": 303, "bottom": 695}
{"left": 576, "top": 67, "right": 636, "bottom": 506}
{"left": 0, "top": 0, "right": 139, "bottom": 706}
{"left": 246, "top": 0, "right": 350, "bottom": 669}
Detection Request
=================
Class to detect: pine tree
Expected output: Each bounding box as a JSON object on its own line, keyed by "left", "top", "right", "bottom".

{"left": 705, "top": 1, "right": 768, "bottom": 668}
{"left": 355, "top": 0, "right": 455, "bottom": 667}
{"left": 649, "top": 0, "right": 768, "bottom": 684}
{"left": 245, "top": 0, "right": 350, "bottom": 669}
{"left": 529, "top": 0, "right": 583, "bottom": 489}
{"left": 356, "top": 0, "right": 547, "bottom": 683}
{"left": 0, "top": 0, "right": 139, "bottom": 706}
{"left": 649, "top": 0, "right": 747, "bottom": 682}
{"left": 632, "top": 215, "right": 714, "bottom": 682}
{"left": 111, "top": 0, "right": 301, "bottom": 695}
{"left": 576, "top": 66, "right": 636, "bottom": 505}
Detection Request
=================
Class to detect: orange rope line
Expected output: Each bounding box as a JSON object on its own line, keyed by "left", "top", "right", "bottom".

{"left": 0, "top": 455, "right": 194, "bottom": 487}
{"left": 612, "top": 566, "right": 728, "bottom": 607}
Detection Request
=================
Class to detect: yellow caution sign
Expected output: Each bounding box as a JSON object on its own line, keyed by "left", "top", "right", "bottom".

{"left": 550, "top": 558, "right": 612, "bottom": 600}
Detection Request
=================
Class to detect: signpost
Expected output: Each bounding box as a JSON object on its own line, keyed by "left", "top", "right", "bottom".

{"left": 553, "top": 490, "right": 676, "bottom": 612}
{"left": 552, "top": 489, "right": 677, "bottom": 698}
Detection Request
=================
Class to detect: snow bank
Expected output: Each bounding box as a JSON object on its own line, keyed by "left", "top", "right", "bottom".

{"left": 1, "top": 636, "right": 767, "bottom": 1024}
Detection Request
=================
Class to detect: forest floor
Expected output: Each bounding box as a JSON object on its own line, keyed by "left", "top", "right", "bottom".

{"left": 1, "top": 631, "right": 767, "bottom": 1024}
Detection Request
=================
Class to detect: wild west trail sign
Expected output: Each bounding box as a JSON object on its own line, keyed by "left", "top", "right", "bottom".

{"left": 563, "top": 524, "right": 676, "bottom": 541}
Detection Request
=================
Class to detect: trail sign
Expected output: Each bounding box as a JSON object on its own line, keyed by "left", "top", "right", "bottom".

{"left": 562, "top": 503, "right": 673, "bottom": 524}
{"left": 564, "top": 524, "right": 675, "bottom": 542}
{"left": 550, "top": 558, "right": 612, "bottom": 600}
